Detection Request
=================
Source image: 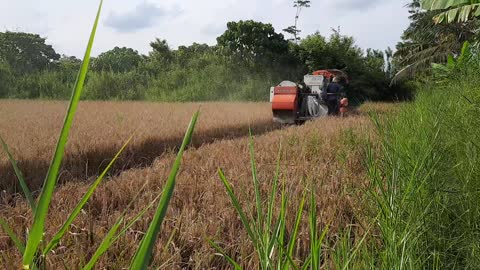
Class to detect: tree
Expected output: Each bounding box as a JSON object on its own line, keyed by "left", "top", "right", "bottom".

{"left": 421, "top": 0, "right": 480, "bottom": 23}
{"left": 175, "top": 43, "right": 213, "bottom": 67}
{"left": 392, "top": 0, "right": 478, "bottom": 82}
{"left": 0, "top": 31, "right": 60, "bottom": 74}
{"left": 149, "top": 38, "right": 174, "bottom": 64}
{"left": 298, "top": 30, "right": 363, "bottom": 72}
{"left": 0, "top": 59, "right": 14, "bottom": 97}
{"left": 298, "top": 30, "right": 394, "bottom": 101}
{"left": 283, "top": 0, "right": 311, "bottom": 42}
{"left": 92, "top": 47, "right": 142, "bottom": 73}
{"left": 217, "top": 20, "right": 290, "bottom": 63}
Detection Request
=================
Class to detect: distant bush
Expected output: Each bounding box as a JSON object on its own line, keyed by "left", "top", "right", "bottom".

{"left": 367, "top": 52, "right": 480, "bottom": 268}
{"left": 83, "top": 71, "right": 149, "bottom": 100}
{"left": 0, "top": 60, "right": 14, "bottom": 98}
{"left": 0, "top": 27, "right": 410, "bottom": 102}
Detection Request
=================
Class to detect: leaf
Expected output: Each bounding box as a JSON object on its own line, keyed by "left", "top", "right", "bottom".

{"left": 129, "top": 111, "right": 199, "bottom": 270}
{"left": 287, "top": 191, "right": 306, "bottom": 258}
{"left": 209, "top": 240, "right": 243, "bottom": 270}
{"left": 248, "top": 129, "right": 264, "bottom": 230}
{"left": 217, "top": 168, "right": 258, "bottom": 248}
{"left": 43, "top": 135, "right": 133, "bottom": 256}
{"left": 82, "top": 217, "right": 124, "bottom": 270}
{"left": 0, "top": 136, "right": 35, "bottom": 212}
{"left": 82, "top": 180, "right": 156, "bottom": 269}
{"left": 427, "top": 3, "right": 480, "bottom": 23}
{"left": 22, "top": 1, "right": 103, "bottom": 267}
{"left": 0, "top": 217, "right": 25, "bottom": 254}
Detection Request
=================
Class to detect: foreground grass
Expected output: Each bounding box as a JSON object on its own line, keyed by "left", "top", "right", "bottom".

{"left": 0, "top": 2, "right": 200, "bottom": 269}
{"left": 366, "top": 68, "right": 480, "bottom": 268}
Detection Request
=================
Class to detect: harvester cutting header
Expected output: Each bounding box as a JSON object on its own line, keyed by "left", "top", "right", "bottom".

{"left": 270, "top": 70, "right": 349, "bottom": 124}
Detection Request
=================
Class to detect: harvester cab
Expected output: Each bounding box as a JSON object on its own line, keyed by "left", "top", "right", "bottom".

{"left": 270, "top": 70, "right": 348, "bottom": 124}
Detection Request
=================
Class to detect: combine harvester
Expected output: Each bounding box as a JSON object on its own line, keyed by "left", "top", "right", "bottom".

{"left": 270, "top": 70, "right": 349, "bottom": 124}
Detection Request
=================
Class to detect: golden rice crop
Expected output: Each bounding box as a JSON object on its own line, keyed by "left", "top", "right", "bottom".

{"left": 0, "top": 102, "right": 389, "bottom": 268}
{"left": 0, "top": 100, "right": 277, "bottom": 193}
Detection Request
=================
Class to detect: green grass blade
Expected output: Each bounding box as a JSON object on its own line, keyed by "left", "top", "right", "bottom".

{"left": 112, "top": 191, "right": 163, "bottom": 243}
{"left": 0, "top": 136, "right": 35, "bottom": 212}
{"left": 248, "top": 130, "right": 264, "bottom": 230}
{"left": 0, "top": 217, "right": 25, "bottom": 254}
{"left": 217, "top": 168, "right": 258, "bottom": 248}
{"left": 287, "top": 190, "right": 306, "bottom": 258}
{"left": 43, "top": 135, "right": 132, "bottom": 255}
{"left": 209, "top": 239, "right": 243, "bottom": 270}
{"left": 278, "top": 176, "right": 288, "bottom": 270}
{"left": 266, "top": 215, "right": 282, "bottom": 264}
{"left": 277, "top": 240, "right": 299, "bottom": 270}
{"left": 22, "top": 1, "right": 103, "bottom": 267}
{"left": 267, "top": 144, "right": 282, "bottom": 229}
{"left": 340, "top": 225, "right": 370, "bottom": 270}
{"left": 81, "top": 180, "right": 152, "bottom": 269}
{"left": 82, "top": 217, "right": 124, "bottom": 270}
{"left": 130, "top": 111, "right": 199, "bottom": 270}
{"left": 316, "top": 225, "right": 329, "bottom": 255}
{"left": 309, "top": 188, "right": 318, "bottom": 270}
{"left": 301, "top": 255, "right": 312, "bottom": 270}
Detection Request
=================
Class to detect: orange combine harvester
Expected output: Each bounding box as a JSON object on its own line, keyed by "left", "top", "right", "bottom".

{"left": 270, "top": 69, "right": 349, "bottom": 124}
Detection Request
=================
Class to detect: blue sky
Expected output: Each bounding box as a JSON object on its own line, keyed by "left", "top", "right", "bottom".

{"left": 0, "top": 0, "right": 411, "bottom": 57}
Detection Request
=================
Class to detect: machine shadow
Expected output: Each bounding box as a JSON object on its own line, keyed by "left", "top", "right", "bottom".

{"left": 0, "top": 120, "right": 282, "bottom": 196}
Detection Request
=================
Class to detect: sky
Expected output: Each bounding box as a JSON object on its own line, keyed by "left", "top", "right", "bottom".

{"left": 0, "top": 0, "right": 411, "bottom": 57}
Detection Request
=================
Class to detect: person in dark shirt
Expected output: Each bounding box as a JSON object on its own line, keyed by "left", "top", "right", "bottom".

{"left": 325, "top": 76, "right": 344, "bottom": 115}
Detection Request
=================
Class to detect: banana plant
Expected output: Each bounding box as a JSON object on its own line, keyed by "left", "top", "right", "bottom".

{"left": 421, "top": 0, "right": 480, "bottom": 23}
{"left": 432, "top": 41, "right": 473, "bottom": 82}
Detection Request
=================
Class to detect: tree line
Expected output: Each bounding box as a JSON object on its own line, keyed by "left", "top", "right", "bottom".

{"left": 0, "top": 19, "right": 419, "bottom": 102}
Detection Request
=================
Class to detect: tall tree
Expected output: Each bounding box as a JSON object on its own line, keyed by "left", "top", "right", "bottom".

{"left": 283, "top": 0, "right": 311, "bottom": 42}
{"left": 298, "top": 30, "right": 393, "bottom": 100}
{"left": 392, "top": 0, "right": 478, "bottom": 82}
{"left": 92, "top": 46, "right": 142, "bottom": 73}
{"left": 0, "top": 31, "right": 60, "bottom": 74}
{"left": 149, "top": 38, "right": 174, "bottom": 66}
{"left": 217, "top": 20, "right": 290, "bottom": 63}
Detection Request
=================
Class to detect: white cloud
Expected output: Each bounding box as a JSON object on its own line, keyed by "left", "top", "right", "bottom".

{"left": 104, "top": 1, "right": 181, "bottom": 33}
{"left": 0, "top": 0, "right": 411, "bottom": 57}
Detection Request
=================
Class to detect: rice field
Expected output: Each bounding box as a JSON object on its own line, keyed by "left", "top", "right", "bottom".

{"left": 0, "top": 100, "right": 392, "bottom": 268}
{"left": 0, "top": 100, "right": 278, "bottom": 193}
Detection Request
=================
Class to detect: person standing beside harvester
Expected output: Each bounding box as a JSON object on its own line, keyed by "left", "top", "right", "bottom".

{"left": 325, "top": 76, "right": 345, "bottom": 115}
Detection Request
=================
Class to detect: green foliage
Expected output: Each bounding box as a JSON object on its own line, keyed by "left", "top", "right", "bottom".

{"left": 212, "top": 138, "right": 305, "bottom": 269}
{"left": 0, "top": 31, "right": 60, "bottom": 75}
{"left": 217, "top": 20, "right": 290, "bottom": 64}
{"left": 431, "top": 41, "right": 474, "bottom": 82}
{"left": 84, "top": 71, "right": 149, "bottom": 100}
{"left": 0, "top": 59, "right": 14, "bottom": 98}
{"left": 0, "top": 136, "right": 35, "bottom": 211}
{"left": 367, "top": 55, "right": 480, "bottom": 268}
{"left": 92, "top": 46, "right": 143, "bottom": 72}
{"left": 421, "top": 0, "right": 480, "bottom": 23}
{"left": 131, "top": 111, "right": 199, "bottom": 270}
{"left": 1, "top": 19, "right": 403, "bottom": 102}
{"left": 298, "top": 30, "right": 405, "bottom": 101}
{"left": 18, "top": 1, "right": 102, "bottom": 267}
{"left": 393, "top": 0, "right": 479, "bottom": 82}
{"left": 213, "top": 135, "right": 370, "bottom": 269}
{"left": 147, "top": 38, "right": 174, "bottom": 72}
